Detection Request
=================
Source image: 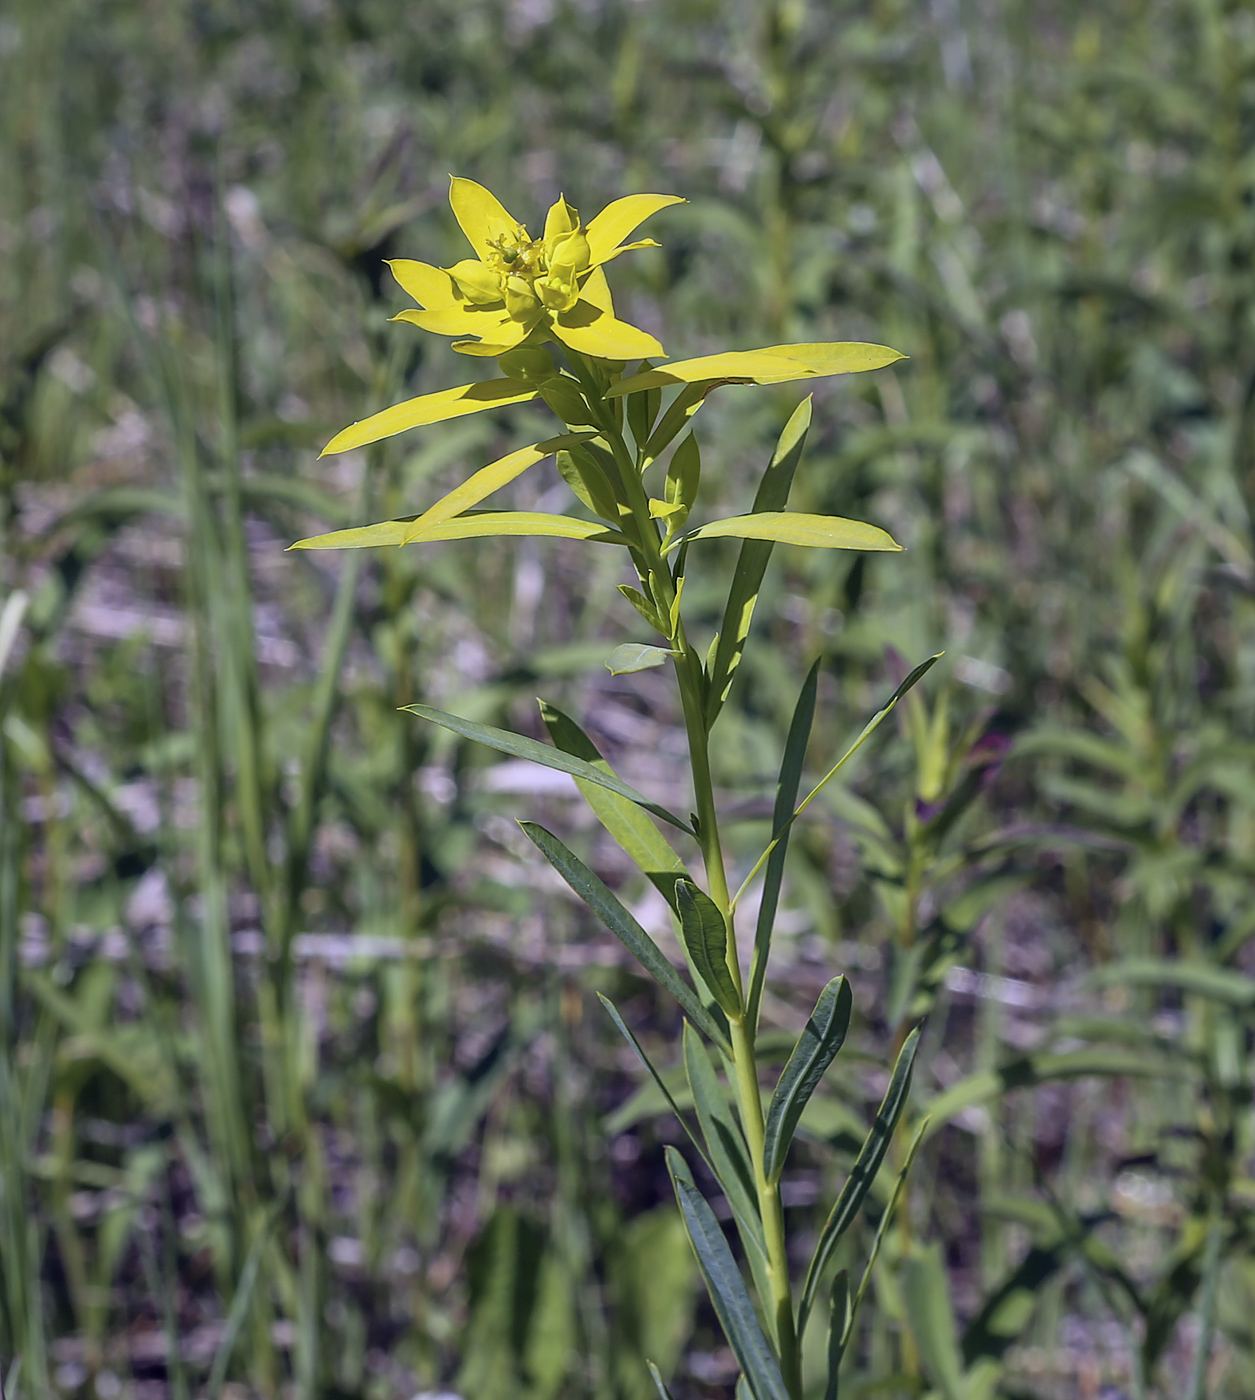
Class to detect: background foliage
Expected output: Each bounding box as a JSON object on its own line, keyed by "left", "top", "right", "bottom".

{"left": 2, "top": 0, "right": 1255, "bottom": 1396}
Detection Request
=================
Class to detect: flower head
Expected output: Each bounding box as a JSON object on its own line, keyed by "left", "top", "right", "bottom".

{"left": 386, "top": 178, "right": 683, "bottom": 362}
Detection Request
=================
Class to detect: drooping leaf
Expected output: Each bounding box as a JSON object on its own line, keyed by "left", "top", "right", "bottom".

{"left": 675, "top": 879, "right": 743, "bottom": 1017}
{"left": 320, "top": 378, "right": 537, "bottom": 455}
{"left": 666, "top": 1148, "right": 792, "bottom": 1400}
{"left": 400, "top": 432, "right": 594, "bottom": 542}
{"left": 521, "top": 824, "right": 729, "bottom": 1051}
{"left": 290, "top": 510, "right": 624, "bottom": 551}
{"left": 689, "top": 512, "right": 901, "bottom": 552}
{"left": 606, "top": 643, "right": 678, "bottom": 675}
{"left": 598, "top": 994, "right": 712, "bottom": 1171}
{"left": 705, "top": 399, "right": 811, "bottom": 723}
{"left": 763, "top": 977, "right": 853, "bottom": 1183}
{"left": 539, "top": 702, "right": 686, "bottom": 902}
{"left": 746, "top": 661, "right": 819, "bottom": 1030}
{"left": 682, "top": 1024, "right": 768, "bottom": 1286}
{"left": 799, "top": 1027, "right": 921, "bottom": 1331}
{"left": 609, "top": 342, "right": 906, "bottom": 395}
{"left": 406, "top": 705, "right": 690, "bottom": 831}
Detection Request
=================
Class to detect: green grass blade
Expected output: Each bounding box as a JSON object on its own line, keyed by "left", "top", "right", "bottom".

{"left": 762, "top": 976, "right": 852, "bottom": 1183}
{"left": 824, "top": 1271, "right": 850, "bottom": 1400}
{"left": 666, "top": 1147, "right": 792, "bottom": 1400}
{"left": 647, "top": 1360, "right": 677, "bottom": 1400}
{"left": 799, "top": 1027, "right": 921, "bottom": 1332}
{"left": 409, "top": 704, "right": 693, "bottom": 832}
{"left": 747, "top": 661, "right": 818, "bottom": 1030}
{"left": 520, "top": 823, "right": 729, "bottom": 1050}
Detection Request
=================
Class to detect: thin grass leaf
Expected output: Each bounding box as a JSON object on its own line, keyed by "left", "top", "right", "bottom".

{"left": 799, "top": 1027, "right": 921, "bottom": 1332}
{"left": 705, "top": 399, "right": 811, "bottom": 724}
{"left": 207, "top": 1205, "right": 281, "bottom": 1395}
{"left": 521, "top": 824, "right": 729, "bottom": 1051}
{"left": 676, "top": 879, "right": 742, "bottom": 1016}
{"left": 598, "top": 994, "right": 712, "bottom": 1172}
{"left": 763, "top": 976, "right": 853, "bottom": 1183}
{"left": 409, "top": 705, "right": 691, "bottom": 831}
{"left": 825, "top": 1272, "right": 850, "bottom": 1400}
{"left": 747, "top": 661, "right": 818, "bottom": 1030}
{"left": 902, "top": 1242, "right": 966, "bottom": 1400}
{"left": 1088, "top": 958, "right": 1255, "bottom": 1006}
{"left": 647, "top": 1361, "right": 677, "bottom": 1400}
{"left": 665, "top": 1147, "right": 792, "bottom": 1400}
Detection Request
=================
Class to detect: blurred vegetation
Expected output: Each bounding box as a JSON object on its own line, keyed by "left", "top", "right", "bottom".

{"left": 2, "top": 0, "right": 1255, "bottom": 1396}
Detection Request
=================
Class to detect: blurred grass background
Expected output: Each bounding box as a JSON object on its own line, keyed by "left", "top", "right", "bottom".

{"left": 2, "top": 0, "right": 1255, "bottom": 1396}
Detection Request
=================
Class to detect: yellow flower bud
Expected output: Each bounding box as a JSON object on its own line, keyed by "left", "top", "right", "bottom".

{"left": 504, "top": 276, "right": 540, "bottom": 321}
{"left": 448, "top": 259, "right": 502, "bottom": 305}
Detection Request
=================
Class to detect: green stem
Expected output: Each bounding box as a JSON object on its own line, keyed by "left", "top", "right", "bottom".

{"left": 576, "top": 360, "right": 801, "bottom": 1396}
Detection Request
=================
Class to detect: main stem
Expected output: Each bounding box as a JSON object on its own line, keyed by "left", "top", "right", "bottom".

{"left": 582, "top": 366, "right": 801, "bottom": 1397}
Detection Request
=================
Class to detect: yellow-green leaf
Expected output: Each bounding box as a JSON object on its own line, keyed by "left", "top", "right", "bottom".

{"left": 290, "top": 511, "right": 624, "bottom": 551}
{"left": 554, "top": 301, "right": 665, "bottom": 360}
{"left": 585, "top": 194, "right": 686, "bottom": 266}
{"left": 320, "top": 379, "right": 537, "bottom": 456}
{"left": 608, "top": 342, "right": 906, "bottom": 396}
{"left": 401, "top": 433, "right": 595, "bottom": 543}
{"left": 689, "top": 512, "right": 901, "bottom": 552}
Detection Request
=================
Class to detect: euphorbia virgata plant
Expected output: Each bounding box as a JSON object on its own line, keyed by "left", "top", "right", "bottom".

{"left": 293, "top": 178, "right": 936, "bottom": 1400}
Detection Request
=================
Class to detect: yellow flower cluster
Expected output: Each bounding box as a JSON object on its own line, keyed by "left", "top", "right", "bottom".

{"left": 387, "top": 178, "right": 683, "bottom": 362}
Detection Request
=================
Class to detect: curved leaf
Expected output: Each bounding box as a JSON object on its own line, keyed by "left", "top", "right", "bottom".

{"left": 585, "top": 193, "right": 686, "bottom": 266}
{"left": 408, "top": 706, "right": 690, "bottom": 831}
{"left": 291, "top": 511, "right": 624, "bottom": 551}
{"left": 763, "top": 976, "right": 853, "bottom": 1182}
{"left": 676, "top": 879, "right": 742, "bottom": 1017}
{"left": 665, "top": 1149, "right": 792, "bottom": 1400}
{"left": 609, "top": 342, "right": 905, "bottom": 395}
{"left": 689, "top": 512, "right": 901, "bottom": 553}
{"left": 521, "top": 824, "right": 729, "bottom": 1052}
{"left": 320, "top": 378, "right": 537, "bottom": 456}
{"left": 606, "top": 643, "right": 677, "bottom": 675}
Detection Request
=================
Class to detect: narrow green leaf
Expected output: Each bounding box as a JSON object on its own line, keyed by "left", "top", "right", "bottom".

{"left": 539, "top": 702, "right": 686, "bottom": 903}
{"left": 763, "top": 976, "right": 853, "bottom": 1182}
{"left": 1087, "top": 958, "right": 1255, "bottom": 1007}
{"left": 609, "top": 342, "right": 906, "bottom": 395}
{"left": 643, "top": 381, "right": 715, "bottom": 465}
{"left": 747, "top": 661, "right": 819, "bottom": 1030}
{"left": 647, "top": 1362, "right": 677, "bottom": 1400}
{"left": 705, "top": 398, "right": 811, "bottom": 724}
{"left": 407, "top": 704, "right": 691, "bottom": 832}
{"left": 597, "top": 994, "right": 712, "bottom": 1172}
{"left": 320, "top": 377, "right": 537, "bottom": 455}
{"left": 676, "top": 879, "right": 743, "bottom": 1016}
{"left": 800, "top": 1027, "right": 921, "bottom": 1331}
{"left": 682, "top": 1025, "right": 768, "bottom": 1277}
{"left": 733, "top": 656, "right": 943, "bottom": 914}
{"left": 291, "top": 510, "right": 625, "bottom": 551}
{"left": 825, "top": 1272, "right": 850, "bottom": 1400}
{"left": 903, "top": 1244, "right": 966, "bottom": 1400}
{"left": 618, "top": 583, "right": 667, "bottom": 632}
{"left": 521, "top": 824, "right": 729, "bottom": 1051}
{"left": 665, "top": 1148, "right": 792, "bottom": 1400}
{"left": 690, "top": 512, "right": 901, "bottom": 552}
{"left": 607, "top": 643, "right": 678, "bottom": 675}
{"left": 400, "top": 432, "right": 594, "bottom": 542}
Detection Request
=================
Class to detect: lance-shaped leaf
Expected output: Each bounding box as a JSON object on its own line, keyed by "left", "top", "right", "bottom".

{"left": 320, "top": 377, "right": 538, "bottom": 455}
{"left": 398, "top": 432, "right": 594, "bottom": 542}
{"left": 706, "top": 400, "right": 811, "bottom": 724}
{"left": 521, "top": 824, "right": 729, "bottom": 1051}
{"left": 825, "top": 1272, "right": 851, "bottom": 1400}
{"left": 609, "top": 342, "right": 905, "bottom": 396}
{"left": 666, "top": 1148, "right": 792, "bottom": 1400}
{"left": 676, "top": 879, "right": 742, "bottom": 1017}
{"left": 539, "top": 702, "right": 687, "bottom": 904}
{"left": 683, "top": 1025, "right": 768, "bottom": 1288}
{"left": 746, "top": 661, "right": 818, "bottom": 1031}
{"left": 291, "top": 511, "right": 624, "bottom": 551}
{"left": 647, "top": 1362, "right": 678, "bottom": 1400}
{"left": 799, "top": 1027, "right": 921, "bottom": 1333}
{"left": 606, "top": 643, "right": 677, "bottom": 674}
{"left": 763, "top": 976, "right": 853, "bottom": 1182}
{"left": 406, "top": 706, "right": 690, "bottom": 831}
{"left": 598, "top": 993, "right": 712, "bottom": 1171}
{"left": 689, "top": 512, "right": 901, "bottom": 553}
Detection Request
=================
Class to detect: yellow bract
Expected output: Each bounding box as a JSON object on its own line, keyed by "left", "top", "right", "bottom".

{"left": 385, "top": 177, "right": 684, "bottom": 360}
